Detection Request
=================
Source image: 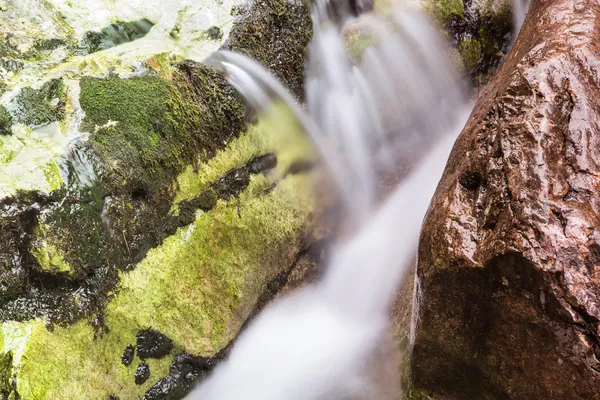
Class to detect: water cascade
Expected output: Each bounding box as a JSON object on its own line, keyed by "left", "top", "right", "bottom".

{"left": 512, "top": 0, "right": 530, "bottom": 42}
{"left": 191, "top": 1, "right": 471, "bottom": 398}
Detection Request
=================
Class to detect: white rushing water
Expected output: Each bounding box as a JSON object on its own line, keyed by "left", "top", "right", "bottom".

{"left": 512, "top": 0, "right": 530, "bottom": 42}
{"left": 191, "top": 1, "right": 471, "bottom": 399}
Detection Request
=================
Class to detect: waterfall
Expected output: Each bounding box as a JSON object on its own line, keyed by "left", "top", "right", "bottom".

{"left": 512, "top": 0, "right": 530, "bottom": 42}
{"left": 191, "top": 1, "right": 471, "bottom": 398}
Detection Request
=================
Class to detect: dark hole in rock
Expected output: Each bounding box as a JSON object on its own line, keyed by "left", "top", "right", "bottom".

{"left": 206, "top": 26, "right": 223, "bottom": 40}
{"left": 248, "top": 153, "right": 277, "bottom": 174}
{"left": 131, "top": 187, "right": 148, "bottom": 201}
{"left": 459, "top": 171, "right": 482, "bottom": 191}
{"left": 121, "top": 344, "right": 135, "bottom": 366}
{"left": 135, "top": 362, "right": 151, "bottom": 385}
{"left": 136, "top": 328, "right": 174, "bottom": 359}
{"left": 109, "top": 394, "right": 120, "bottom": 400}
{"left": 588, "top": 243, "right": 600, "bottom": 264}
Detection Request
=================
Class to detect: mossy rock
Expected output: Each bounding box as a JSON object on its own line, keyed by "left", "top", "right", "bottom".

{"left": 0, "top": 108, "right": 316, "bottom": 399}
{"left": 424, "top": 0, "right": 513, "bottom": 83}
{"left": 0, "top": 0, "right": 316, "bottom": 397}
{"left": 0, "top": 62, "right": 250, "bottom": 324}
{"left": 0, "top": 106, "right": 11, "bottom": 135}
{"left": 227, "top": 0, "right": 312, "bottom": 99}
{"left": 8, "top": 79, "right": 66, "bottom": 128}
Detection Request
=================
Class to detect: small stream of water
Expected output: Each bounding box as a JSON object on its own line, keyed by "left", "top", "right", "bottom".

{"left": 191, "top": 1, "right": 471, "bottom": 398}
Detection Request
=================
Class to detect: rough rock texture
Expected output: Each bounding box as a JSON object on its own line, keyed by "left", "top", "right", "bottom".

{"left": 227, "top": 0, "right": 312, "bottom": 99}
{"left": 413, "top": 0, "right": 600, "bottom": 398}
{"left": 0, "top": 0, "right": 315, "bottom": 398}
{"left": 424, "top": 0, "right": 513, "bottom": 84}
{"left": 0, "top": 62, "right": 247, "bottom": 325}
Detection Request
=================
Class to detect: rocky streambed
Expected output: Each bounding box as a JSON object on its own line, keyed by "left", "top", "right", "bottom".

{"left": 3, "top": 0, "right": 599, "bottom": 398}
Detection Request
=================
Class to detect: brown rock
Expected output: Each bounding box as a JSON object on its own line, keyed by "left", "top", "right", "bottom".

{"left": 412, "top": 0, "right": 600, "bottom": 398}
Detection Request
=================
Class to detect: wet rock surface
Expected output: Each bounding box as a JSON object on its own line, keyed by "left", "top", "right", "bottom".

{"left": 135, "top": 362, "right": 151, "bottom": 385}
{"left": 425, "top": 0, "right": 513, "bottom": 84}
{"left": 413, "top": 0, "right": 600, "bottom": 398}
{"left": 121, "top": 344, "right": 135, "bottom": 366}
{"left": 136, "top": 329, "right": 174, "bottom": 360}
{"left": 227, "top": 0, "right": 312, "bottom": 99}
{"left": 142, "top": 350, "right": 228, "bottom": 400}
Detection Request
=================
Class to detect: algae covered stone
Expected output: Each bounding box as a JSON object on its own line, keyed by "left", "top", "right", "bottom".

{"left": 0, "top": 0, "right": 316, "bottom": 398}
{"left": 424, "top": 0, "right": 513, "bottom": 83}
{"left": 10, "top": 113, "right": 316, "bottom": 399}
{"left": 0, "top": 61, "right": 248, "bottom": 325}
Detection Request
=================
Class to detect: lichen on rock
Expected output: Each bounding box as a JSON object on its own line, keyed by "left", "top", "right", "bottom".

{"left": 8, "top": 78, "right": 66, "bottom": 127}
{"left": 0, "top": 106, "right": 11, "bottom": 135}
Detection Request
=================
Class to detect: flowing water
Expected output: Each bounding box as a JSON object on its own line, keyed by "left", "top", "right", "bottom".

{"left": 512, "top": 0, "right": 530, "bottom": 41}
{"left": 191, "top": 2, "right": 471, "bottom": 399}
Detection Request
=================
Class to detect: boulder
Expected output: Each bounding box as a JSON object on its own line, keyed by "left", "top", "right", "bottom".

{"left": 413, "top": 0, "right": 600, "bottom": 398}
{"left": 0, "top": 0, "right": 316, "bottom": 398}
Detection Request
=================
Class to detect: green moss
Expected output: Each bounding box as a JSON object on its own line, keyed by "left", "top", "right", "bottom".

{"left": 171, "top": 103, "right": 313, "bottom": 210}
{"left": 460, "top": 38, "right": 482, "bottom": 70}
{"left": 80, "top": 76, "right": 172, "bottom": 165}
{"left": 423, "top": 0, "right": 464, "bottom": 26}
{"left": 31, "top": 224, "right": 72, "bottom": 274}
{"left": 111, "top": 173, "right": 312, "bottom": 355}
{"left": 11, "top": 107, "right": 315, "bottom": 399}
{"left": 80, "top": 63, "right": 246, "bottom": 199}
{"left": 17, "top": 321, "right": 172, "bottom": 400}
{"left": 0, "top": 106, "right": 12, "bottom": 135}
{"left": 10, "top": 79, "right": 66, "bottom": 127}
